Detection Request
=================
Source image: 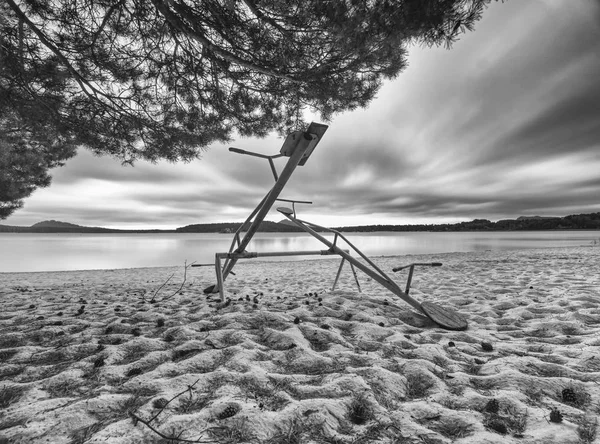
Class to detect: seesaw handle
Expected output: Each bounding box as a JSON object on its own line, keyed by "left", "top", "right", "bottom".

{"left": 392, "top": 262, "right": 443, "bottom": 272}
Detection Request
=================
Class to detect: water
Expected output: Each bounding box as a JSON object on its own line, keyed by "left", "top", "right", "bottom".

{"left": 1, "top": 231, "right": 598, "bottom": 272}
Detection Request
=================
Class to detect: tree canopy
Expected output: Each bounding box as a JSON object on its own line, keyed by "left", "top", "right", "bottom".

{"left": 1, "top": 0, "right": 492, "bottom": 219}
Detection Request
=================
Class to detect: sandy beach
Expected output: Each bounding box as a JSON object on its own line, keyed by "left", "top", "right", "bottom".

{"left": 1, "top": 245, "right": 599, "bottom": 444}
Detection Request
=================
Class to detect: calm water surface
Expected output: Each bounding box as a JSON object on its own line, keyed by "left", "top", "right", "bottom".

{"left": 1, "top": 231, "right": 598, "bottom": 272}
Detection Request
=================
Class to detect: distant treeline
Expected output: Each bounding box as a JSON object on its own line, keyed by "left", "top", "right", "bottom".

{"left": 1, "top": 212, "right": 599, "bottom": 233}
{"left": 175, "top": 221, "right": 304, "bottom": 233}
{"left": 334, "top": 212, "right": 600, "bottom": 232}
{"left": 0, "top": 220, "right": 302, "bottom": 233}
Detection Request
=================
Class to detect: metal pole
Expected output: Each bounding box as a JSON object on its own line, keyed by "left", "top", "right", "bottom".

{"left": 221, "top": 191, "right": 271, "bottom": 274}
{"left": 349, "top": 262, "right": 361, "bottom": 292}
{"left": 224, "top": 249, "right": 348, "bottom": 259}
{"left": 405, "top": 265, "right": 415, "bottom": 295}
{"left": 279, "top": 208, "right": 423, "bottom": 311}
{"left": 215, "top": 253, "right": 224, "bottom": 299}
{"left": 332, "top": 258, "right": 346, "bottom": 291}
{"left": 212, "top": 248, "right": 349, "bottom": 296}
{"left": 219, "top": 132, "right": 317, "bottom": 282}
{"left": 204, "top": 123, "right": 327, "bottom": 294}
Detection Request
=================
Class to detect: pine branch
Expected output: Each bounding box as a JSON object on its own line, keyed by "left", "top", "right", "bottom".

{"left": 241, "top": 0, "right": 291, "bottom": 38}
{"left": 90, "top": 0, "right": 126, "bottom": 48}
{"left": 6, "top": 0, "right": 163, "bottom": 127}
{"left": 148, "top": 378, "right": 201, "bottom": 423}
{"left": 128, "top": 411, "right": 216, "bottom": 443}
{"left": 151, "top": 0, "right": 300, "bottom": 83}
{"left": 149, "top": 260, "right": 195, "bottom": 303}
{"left": 128, "top": 379, "right": 216, "bottom": 443}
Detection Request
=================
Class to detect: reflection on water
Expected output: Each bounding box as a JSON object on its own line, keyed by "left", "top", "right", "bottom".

{"left": 1, "top": 231, "right": 598, "bottom": 272}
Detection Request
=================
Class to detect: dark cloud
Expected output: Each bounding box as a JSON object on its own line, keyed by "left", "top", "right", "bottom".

{"left": 128, "top": 186, "right": 266, "bottom": 212}
{"left": 50, "top": 150, "right": 191, "bottom": 185}
{"left": 431, "top": 0, "right": 600, "bottom": 168}
{"left": 497, "top": 85, "right": 600, "bottom": 160}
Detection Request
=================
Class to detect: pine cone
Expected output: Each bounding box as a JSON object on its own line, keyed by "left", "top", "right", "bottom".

{"left": 217, "top": 404, "right": 240, "bottom": 420}
{"left": 153, "top": 397, "right": 169, "bottom": 409}
{"left": 484, "top": 398, "right": 499, "bottom": 414}
{"left": 562, "top": 387, "right": 578, "bottom": 405}
{"left": 481, "top": 341, "right": 494, "bottom": 352}
{"left": 549, "top": 407, "right": 563, "bottom": 423}
{"left": 487, "top": 419, "right": 507, "bottom": 435}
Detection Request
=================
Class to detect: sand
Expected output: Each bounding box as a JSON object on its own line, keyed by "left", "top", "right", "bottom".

{"left": 1, "top": 245, "right": 599, "bottom": 444}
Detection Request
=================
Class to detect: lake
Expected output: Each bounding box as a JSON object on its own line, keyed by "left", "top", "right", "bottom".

{"left": 1, "top": 231, "right": 598, "bottom": 272}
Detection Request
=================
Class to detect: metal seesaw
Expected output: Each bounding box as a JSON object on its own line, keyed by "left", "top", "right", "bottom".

{"left": 276, "top": 207, "right": 468, "bottom": 331}
{"left": 195, "top": 122, "right": 468, "bottom": 331}
{"left": 194, "top": 122, "right": 347, "bottom": 291}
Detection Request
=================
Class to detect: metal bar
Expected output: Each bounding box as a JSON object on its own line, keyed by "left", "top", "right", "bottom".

{"left": 221, "top": 190, "right": 271, "bottom": 274}
{"left": 215, "top": 253, "right": 224, "bottom": 299}
{"left": 211, "top": 248, "right": 348, "bottom": 296}
{"left": 278, "top": 208, "right": 422, "bottom": 311}
{"left": 268, "top": 158, "right": 278, "bottom": 181}
{"left": 229, "top": 147, "right": 282, "bottom": 160}
{"left": 405, "top": 265, "right": 415, "bottom": 295}
{"left": 392, "top": 262, "right": 443, "bottom": 272}
{"left": 276, "top": 198, "right": 313, "bottom": 205}
{"left": 255, "top": 249, "right": 345, "bottom": 257}
{"left": 219, "top": 249, "right": 349, "bottom": 260}
{"left": 228, "top": 147, "right": 269, "bottom": 159}
{"left": 349, "top": 262, "right": 361, "bottom": 292}
{"left": 332, "top": 258, "right": 346, "bottom": 291}
{"left": 289, "top": 214, "right": 392, "bottom": 285}
{"left": 220, "top": 132, "right": 319, "bottom": 281}
{"left": 223, "top": 142, "right": 310, "bottom": 271}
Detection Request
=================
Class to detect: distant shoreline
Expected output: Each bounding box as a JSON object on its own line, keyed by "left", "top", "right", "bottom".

{"left": 1, "top": 211, "right": 599, "bottom": 233}
{"left": 1, "top": 228, "right": 600, "bottom": 234}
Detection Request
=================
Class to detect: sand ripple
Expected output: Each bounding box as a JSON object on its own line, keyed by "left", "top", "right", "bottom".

{"left": 1, "top": 246, "right": 599, "bottom": 443}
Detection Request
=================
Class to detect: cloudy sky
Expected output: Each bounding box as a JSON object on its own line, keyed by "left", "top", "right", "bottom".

{"left": 5, "top": 0, "right": 600, "bottom": 229}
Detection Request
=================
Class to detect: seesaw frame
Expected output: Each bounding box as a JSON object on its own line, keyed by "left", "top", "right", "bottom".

{"left": 194, "top": 123, "right": 468, "bottom": 330}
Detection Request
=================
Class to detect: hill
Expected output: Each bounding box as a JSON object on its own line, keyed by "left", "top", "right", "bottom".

{"left": 31, "top": 220, "right": 84, "bottom": 229}
{"left": 0, "top": 220, "right": 167, "bottom": 233}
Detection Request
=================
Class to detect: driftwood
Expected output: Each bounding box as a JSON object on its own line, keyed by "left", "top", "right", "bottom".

{"left": 127, "top": 379, "right": 219, "bottom": 443}
{"left": 143, "top": 261, "right": 195, "bottom": 304}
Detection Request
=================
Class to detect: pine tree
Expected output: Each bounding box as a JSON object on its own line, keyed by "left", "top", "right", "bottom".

{"left": 1, "top": 0, "right": 492, "bottom": 218}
